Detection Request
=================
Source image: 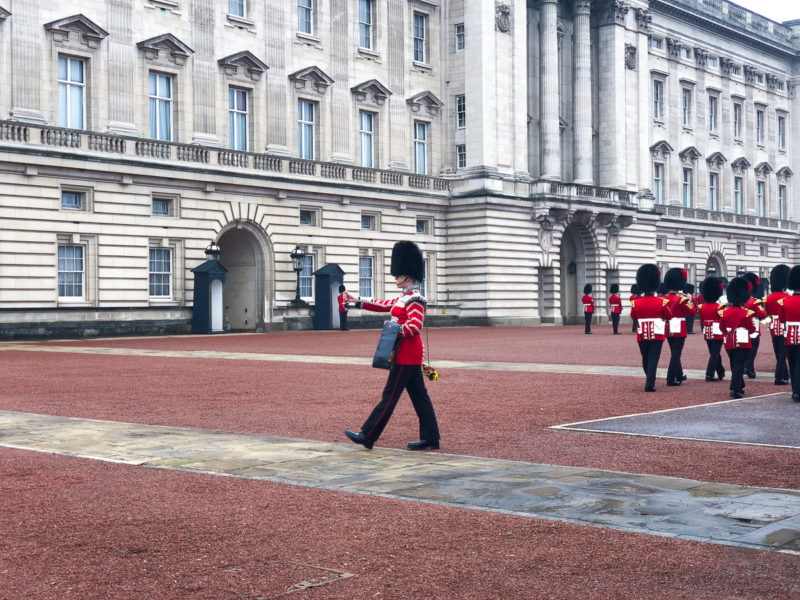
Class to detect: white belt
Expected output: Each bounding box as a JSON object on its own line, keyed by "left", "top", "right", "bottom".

{"left": 638, "top": 318, "right": 665, "bottom": 335}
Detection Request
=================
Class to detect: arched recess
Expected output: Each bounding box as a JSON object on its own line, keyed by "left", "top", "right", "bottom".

{"left": 705, "top": 251, "right": 727, "bottom": 281}
{"left": 559, "top": 223, "right": 598, "bottom": 324}
{"left": 217, "top": 221, "right": 274, "bottom": 331}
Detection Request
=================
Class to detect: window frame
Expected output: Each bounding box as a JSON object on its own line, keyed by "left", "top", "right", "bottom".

{"left": 148, "top": 246, "right": 173, "bottom": 299}
{"left": 456, "top": 143, "right": 466, "bottom": 169}
{"left": 653, "top": 79, "right": 664, "bottom": 121}
{"left": 757, "top": 180, "right": 766, "bottom": 217}
{"left": 228, "top": 86, "right": 249, "bottom": 151}
{"left": 681, "top": 88, "right": 692, "bottom": 128}
{"left": 358, "top": 110, "right": 375, "bottom": 168}
{"left": 653, "top": 163, "right": 664, "bottom": 204}
{"left": 778, "top": 114, "right": 787, "bottom": 149}
{"left": 455, "top": 94, "right": 466, "bottom": 129}
{"left": 228, "top": 0, "right": 246, "bottom": 18}
{"left": 708, "top": 94, "right": 718, "bottom": 134}
{"left": 455, "top": 23, "right": 465, "bottom": 52}
{"left": 413, "top": 120, "right": 428, "bottom": 175}
{"left": 358, "top": 255, "right": 374, "bottom": 298}
{"left": 708, "top": 172, "right": 718, "bottom": 211}
{"left": 58, "top": 55, "right": 86, "bottom": 130}
{"left": 298, "top": 0, "right": 313, "bottom": 35}
{"left": 733, "top": 102, "right": 742, "bottom": 139}
{"left": 779, "top": 184, "right": 787, "bottom": 220}
{"left": 299, "top": 251, "right": 314, "bottom": 299}
{"left": 299, "top": 207, "right": 320, "bottom": 227}
{"left": 57, "top": 244, "right": 85, "bottom": 300}
{"left": 682, "top": 167, "right": 693, "bottom": 207}
{"left": 413, "top": 11, "right": 428, "bottom": 64}
{"left": 756, "top": 107, "right": 765, "bottom": 145}
{"left": 298, "top": 99, "right": 316, "bottom": 160}
{"left": 358, "top": 0, "right": 374, "bottom": 50}
{"left": 149, "top": 71, "right": 174, "bottom": 141}
{"left": 734, "top": 176, "right": 743, "bottom": 214}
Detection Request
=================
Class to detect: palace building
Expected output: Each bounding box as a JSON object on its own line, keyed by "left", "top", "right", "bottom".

{"left": 0, "top": 0, "right": 798, "bottom": 338}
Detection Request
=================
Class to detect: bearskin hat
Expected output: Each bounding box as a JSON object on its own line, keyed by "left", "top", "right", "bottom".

{"left": 789, "top": 266, "right": 800, "bottom": 291}
{"left": 664, "top": 267, "right": 687, "bottom": 292}
{"left": 390, "top": 240, "right": 424, "bottom": 282}
{"left": 610, "top": 283, "right": 619, "bottom": 294}
{"left": 743, "top": 272, "right": 760, "bottom": 298}
{"left": 338, "top": 284, "right": 346, "bottom": 293}
{"left": 699, "top": 277, "right": 723, "bottom": 304}
{"left": 726, "top": 276, "right": 750, "bottom": 307}
{"left": 770, "top": 264, "right": 790, "bottom": 292}
{"left": 636, "top": 264, "right": 660, "bottom": 294}
{"left": 583, "top": 284, "right": 592, "bottom": 294}
{"left": 683, "top": 283, "right": 695, "bottom": 295}
{"left": 631, "top": 284, "right": 641, "bottom": 295}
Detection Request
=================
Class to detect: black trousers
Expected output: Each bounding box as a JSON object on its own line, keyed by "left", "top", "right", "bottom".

{"left": 339, "top": 311, "right": 348, "bottom": 330}
{"left": 666, "top": 337, "right": 685, "bottom": 383}
{"left": 772, "top": 336, "right": 789, "bottom": 381}
{"left": 361, "top": 364, "right": 440, "bottom": 443}
{"left": 705, "top": 339, "right": 725, "bottom": 379}
{"left": 746, "top": 335, "right": 760, "bottom": 373}
{"left": 787, "top": 346, "right": 800, "bottom": 396}
{"left": 638, "top": 340, "right": 663, "bottom": 390}
{"left": 686, "top": 315, "right": 696, "bottom": 334}
{"left": 632, "top": 319, "right": 637, "bottom": 333}
{"left": 726, "top": 348, "right": 748, "bottom": 394}
{"left": 584, "top": 312, "right": 592, "bottom": 333}
{"left": 611, "top": 313, "right": 620, "bottom": 334}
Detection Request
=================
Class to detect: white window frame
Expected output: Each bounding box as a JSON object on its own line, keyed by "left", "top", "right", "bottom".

{"left": 299, "top": 252, "right": 314, "bottom": 299}
{"left": 358, "top": 110, "right": 375, "bottom": 168}
{"left": 149, "top": 72, "right": 173, "bottom": 141}
{"left": 413, "top": 120, "right": 428, "bottom": 175}
{"left": 149, "top": 246, "right": 173, "bottom": 299}
{"left": 653, "top": 163, "right": 663, "bottom": 204}
{"left": 682, "top": 168, "right": 693, "bottom": 207}
{"left": 709, "top": 172, "right": 718, "bottom": 211}
{"left": 757, "top": 180, "right": 766, "bottom": 217}
{"left": 779, "top": 184, "right": 787, "bottom": 220}
{"left": 653, "top": 79, "right": 664, "bottom": 121}
{"left": 358, "top": 0, "right": 374, "bottom": 50}
{"left": 708, "top": 95, "right": 718, "bottom": 133}
{"left": 756, "top": 108, "right": 765, "bottom": 145}
{"left": 152, "top": 194, "right": 179, "bottom": 217}
{"left": 455, "top": 23, "right": 464, "bottom": 52}
{"left": 228, "top": 87, "right": 248, "bottom": 151}
{"left": 456, "top": 144, "right": 466, "bottom": 169}
{"left": 413, "top": 12, "right": 428, "bottom": 63}
{"left": 57, "top": 244, "right": 85, "bottom": 300}
{"left": 228, "top": 0, "right": 245, "bottom": 18}
{"left": 416, "top": 217, "right": 432, "bottom": 235}
{"left": 359, "top": 255, "right": 374, "bottom": 298}
{"left": 455, "top": 94, "right": 466, "bottom": 129}
{"left": 778, "top": 114, "right": 787, "bottom": 149}
{"left": 734, "top": 176, "right": 743, "bottom": 214}
{"left": 298, "top": 0, "right": 313, "bottom": 35}
{"left": 298, "top": 99, "right": 316, "bottom": 160}
{"left": 733, "top": 102, "right": 742, "bottom": 139}
{"left": 299, "top": 207, "right": 320, "bottom": 227}
{"left": 681, "top": 88, "right": 692, "bottom": 128}
{"left": 61, "top": 190, "right": 85, "bottom": 211}
{"left": 58, "top": 56, "right": 85, "bottom": 130}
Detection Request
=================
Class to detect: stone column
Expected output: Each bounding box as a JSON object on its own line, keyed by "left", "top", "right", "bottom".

{"left": 329, "top": 0, "right": 352, "bottom": 163}
{"left": 10, "top": 0, "right": 45, "bottom": 123}
{"left": 106, "top": 0, "right": 138, "bottom": 135}
{"left": 572, "top": 0, "right": 592, "bottom": 184}
{"left": 265, "top": 2, "right": 289, "bottom": 155}
{"left": 191, "top": 0, "right": 217, "bottom": 146}
{"left": 540, "top": 0, "right": 561, "bottom": 180}
{"left": 636, "top": 9, "right": 651, "bottom": 196}
{"left": 387, "top": 0, "right": 408, "bottom": 170}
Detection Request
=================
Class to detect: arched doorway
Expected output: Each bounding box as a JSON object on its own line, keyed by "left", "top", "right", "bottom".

{"left": 217, "top": 222, "right": 273, "bottom": 331}
{"left": 706, "top": 252, "right": 727, "bottom": 281}
{"left": 559, "top": 225, "right": 591, "bottom": 325}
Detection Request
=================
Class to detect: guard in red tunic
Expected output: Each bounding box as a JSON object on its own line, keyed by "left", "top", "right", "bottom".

{"left": 582, "top": 284, "right": 594, "bottom": 334}
{"left": 720, "top": 277, "right": 758, "bottom": 399}
{"left": 765, "top": 264, "right": 791, "bottom": 385}
{"left": 742, "top": 272, "right": 768, "bottom": 379}
{"left": 608, "top": 283, "right": 622, "bottom": 334}
{"left": 683, "top": 283, "right": 697, "bottom": 334}
{"left": 344, "top": 241, "right": 441, "bottom": 450}
{"left": 631, "top": 264, "right": 672, "bottom": 392}
{"left": 778, "top": 265, "right": 800, "bottom": 402}
{"left": 337, "top": 284, "right": 350, "bottom": 330}
{"left": 664, "top": 268, "right": 696, "bottom": 386}
{"left": 630, "top": 284, "right": 640, "bottom": 333}
{"left": 698, "top": 277, "right": 726, "bottom": 382}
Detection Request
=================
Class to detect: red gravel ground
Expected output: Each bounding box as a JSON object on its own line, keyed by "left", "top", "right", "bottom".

{"left": 2, "top": 326, "right": 799, "bottom": 598}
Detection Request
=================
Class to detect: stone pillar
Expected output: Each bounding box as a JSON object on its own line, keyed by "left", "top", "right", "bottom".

{"left": 539, "top": 0, "right": 560, "bottom": 180}
{"left": 329, "top": 0, "right": 352, "bottom": 163}
{"left": 265, "top": 2, "right": 289, "bottom": 155}
{"left": 106, "top": 0, "right": 138, "bottom": 135}
{"left": 191, "top": 0, "right": 217, "bottom": 146}
{"left": 636, "top": 9, "right": 651, "bottom": 196}
{"left": 572, "top": 0, "right": 592, "bottom": 184}
{"left": 9, "top": 0, "right": 45, "bottom": 123}
{"left": 387, "top": 0, "right": 408, "bottom": 170}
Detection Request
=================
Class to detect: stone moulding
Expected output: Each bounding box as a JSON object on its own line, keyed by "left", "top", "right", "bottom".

{"left": 218, "top": 51, "right": 269, "bottom": 82}
{"left": 44, "top": 14, "right": 109, "bottom": 49}
{"left": 137, "top": 33, "right": 194, "bottom": 65}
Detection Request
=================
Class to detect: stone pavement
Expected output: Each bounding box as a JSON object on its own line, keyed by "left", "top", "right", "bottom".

{"left": 2, "top": 409, "right": 799, "bottom": 556}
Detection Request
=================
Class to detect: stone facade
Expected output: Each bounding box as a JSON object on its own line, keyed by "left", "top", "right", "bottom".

{"left": 0, "top": 0, "right": 798, "bottom": 338}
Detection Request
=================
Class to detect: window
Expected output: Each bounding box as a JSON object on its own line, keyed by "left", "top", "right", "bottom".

{"left": 358, "top": 111, "right": 374, "bottom": 168}
{"left": 455, "top": 94, "right": 466, "bottom": 129}
{"left": 782, "top": 246, "right": 789, "bottom": 258}
{"left": 760, "top": 244, "right": 768, "bottom": 257}
{"left": 58, "top": 56, "right": 85, "bottom": 129}
{"left": 680, "top": 47, "right": 690, "bottom": 60}
{"left": 361, "top": 213, "right": 376, "bottom": 230}
{"left": 733, "top": 102, "right": 742, "bottom": 139}
{"left": 58, "top": 245, "right": 84, "bottom": 298}
{"left": 651, "top": 38, "right": 662, "bottom": 50}
{"left": 778, "top": 115, "right": 786, "bottom": 149}
{"left": 413, "top": 12, "right": 427, "bottom": 63}
{"left": 455, "top": 23, "right": 464, "bottom": 52}
{"left": 152, "top": 196, "right": 174, "bottom": 216}
{"left": 298, "top": 0, "right": 313, "bottom": 34}
{"left": 149, "top": 72, "right": 173, "bottom": 141}
{"left": 299, "top": 253, "right": 314, "bottom": 298}
{"left": 149, "top": 247, "right": 172, "bottom": 298}
{"left": 229, "top": 0, "right": 245, "bottom": 17}
{"left": 708, "top": 95, "right": 718, "bottom": 133}
{"left": 736, "top": 244, "right": 745, "bottom": 256}
{"left": 755, "top": 73, "right": 764, "bottom": 84}
{"left": 756, "top": 108, "right": 765, "bottom": 144}
{"left": 456, "top": 144, "right": 466, "bottom": 168}
{"left": 682, "top": 168, "right": 693, "bottom": 207}
{"left": 734, "top": 176, "right": 743, "bottom": 214}
{"left": 61, "top": 190, "right": 85, "bottom": 211}
{"left": 358, "top": 0, "right": 374, "bottom": 49}
{"left": 656, "top": 236, "right": 665, "bottom": 250}
{"left": 707, "top": 56, "right": 718, "bottom": 68}
{"left": 684, "top": 239, "right": 694, "bottom": 252}
{"left": 653, "top": 163, "right": 663, "bottom": 204}
{"left": 732, "top": 65, "right": 742, "bottom": 76}
{"left": 359, "top": 255, "right": 373, "bottom": 297}
{"left": 229, "top": 87, "right": 248, "bottom": 151}
{"left": 709, "top": 173, "right": 718, "bottom": 211}
{"left": 757, "top": 181, "right": 766, "bottom": 217}
{"left": 413, "top": 121, "right": 428, "bottom": 175}
{"left": 682, "top": 89, "right": 692, "bottom": 127}
{"left": 299, "top": 208, "right": 317, "bottom": 226}
{"left": 419, "top": 257, "right": 428, "bottom": 298}
{"left": 779, "top": 185, "right": 787, "bottom": 220}
{"left": 416, "top": 218, "right": 431, "bottom": 235}
{"left": 298, "top": 100, "right": 315, "bottom": 160}
{"left": 653, "top": 79, "right": 664, "bottom": 120}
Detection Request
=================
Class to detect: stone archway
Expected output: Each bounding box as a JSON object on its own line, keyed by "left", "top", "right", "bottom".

{"left": 559, "top": 224, "right": 596, "bottom": 325}
{"left": 706, "top": 252, "right": 727, "bottom": 281}
{"left": 217, "top": 222, "right": 273, "bottom": 331}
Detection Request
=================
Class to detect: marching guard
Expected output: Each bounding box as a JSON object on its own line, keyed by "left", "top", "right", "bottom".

{"left": 630, "top": 284, "right": 640, "bottom": 333}
{"left": 663, "top": 268, "right": 696, "bottom": 386}
{"left": 608, "top": 284, "right": 622, "bottom": 334}
{"left": 777, "top": 265, "right": 800, "bottom": 402}
{"left": 582, "top": 284, "right": 594, "bottom": 334}
{"left": 742, "top": 273, "right": 768, "bottom": 379}
{"left": 631, "top": 264, "right": 672, "bottom": 392}
{"left": 765, "top": 264, "right": 791, "bottom": 386}
{"left": 698, "top": 277, "right": 726, "bottom": 382}
{"left": 683, "top": 283, "right": 697, "bottom": 334}
{"left": 720, "top": 277, "right": 758, "bottom": 399}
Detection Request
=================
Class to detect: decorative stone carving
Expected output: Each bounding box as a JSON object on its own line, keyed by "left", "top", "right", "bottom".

{"left": 754, "top": 161, "right": 773, "bottom": 177}
{"left": 679, "top": 146, "right": 701, "bottom": 165}
{"left": 743, "top": 65, "right": 756, "bottom": 84}
{"left": 218, "top": 51, "right": 269, "bottom": 82}
{"left": 351, "top": 79, "right": 392, "bottom": 106}
{"left": 650, "top": 140, "right": 674, "bottom": 159}
{"left": 693, "top": 47, "right": 708, "bottom": 67}
{"left": 137, "top": 33, "right": 194, "bottom": 66}
{"left": 624, "top": 44, "right": 636, "bottom": 70}
{"left": 596, "top": 0, "right": 629, "bottom": 26}
{"left": 766, "top": 73, "right": 782, "bottom": 90}
{"left": 406, "top": 90, "right": 444, "bottom": 115}
{"left": 288, "top": 66, "right": 335, "bottom": 94}
{"left": 731, "top": 157, "right": 752, "bottom": 173}
{"left": 606, "top": 222, "right": 620, "bottom": 255}
{"left": 44, "top": 14, "right": 109, "bottom": 49}
{"left": 634, "top": 8, "right": 652, "bottom": 33}
{"left": 666, "top": 37, "right": 682, "bottom": 58}
{"left": 719, "top": 56, "right": 735, "bottom": 76}
{"left": 706, "top": 152, "right": 727, "bottom": 169}
{"left": 538, "top": 217, "right": 553, "bottom": 252}
{"left": 495, "top": 3, "right": 511, "bottom": 33}
{"left": 776, "top": 166, "right": 794, "bottom": 182}
{"left": 788, "top": 81, "right": 796, "bottom": 99}
{"left": 574, "top": 0, "right": 592, "bottom": 14}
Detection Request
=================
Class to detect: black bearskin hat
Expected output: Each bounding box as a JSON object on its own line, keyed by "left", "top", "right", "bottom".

{"left": 631, "top": 284, "right": 641, "bottom": 295}
{"left": 683, "top": 283, "right": 695, "bottom": 295}
{"left": 338, "top": 284, "right": 346, "bottom": 293}
{"left": 743, "top": 272, "right": 760, "bottom": 298}
{"left": 610, "top": 283, "right": 619, "bottom": 294}
{"left": 699, "top": 277, "right": 723, "bottom": 304}
{"left": 789, "top": 266, "right": 800, "bottom": 291}
{"left": 664, "top": 267, "right": 687, "bottom": 292}
{"left": 770, "top": 264, "right": 790, "bottom": 292}
{"left": 583, "top": 284, "right": 592, "bottom": 294}
{"left": 390, "top": 240, "right": 424, "bottom": 282}
{"left": 636, "top": 264, "right": 660, "bottom": 294}
{"left": 726, "top": 276, "right": 750, "bottom": 307}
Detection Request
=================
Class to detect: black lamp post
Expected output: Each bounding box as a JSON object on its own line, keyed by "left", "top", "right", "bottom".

{"left": 205, "top": 240, "right": 221, "bottom": 260}
{"left": 289, "top": 244, "right": 307, "bottom": 306}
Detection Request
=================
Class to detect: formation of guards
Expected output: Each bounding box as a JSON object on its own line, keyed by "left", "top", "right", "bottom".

{"left": 598, "top": 263, "right": 800, "bottom": 402}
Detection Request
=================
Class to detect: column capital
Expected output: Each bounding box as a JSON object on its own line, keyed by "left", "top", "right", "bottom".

{"left": 574, "top": 0, "right": 592, "bottom": 13}
{"left": 595, "top": 0, "right": 629, "bottom": 26}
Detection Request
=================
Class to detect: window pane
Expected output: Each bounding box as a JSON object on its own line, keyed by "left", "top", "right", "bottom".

{"left": 58, "top": 56, "right": 68, "bottom": 81}
{"left": 300, "top": 254, "right": 314, "bottom": 297}
{"left": 70, "top": 58, "right": 84, "bottom": 84}
{"left": 359, "top": 257, "right": 373, "bottom": 298}
{"left": 149, "top": 248, "right": 172, "bottom": 297}
{"left": 70, "top": 84, "right": 83, "bottom": 129}
{"left": 58, "top": 245, "right": 84, "bottom": 298}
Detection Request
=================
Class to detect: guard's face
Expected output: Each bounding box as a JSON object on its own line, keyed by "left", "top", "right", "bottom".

{"left": 395, "top": 275, "right": 412, "bottom": 288}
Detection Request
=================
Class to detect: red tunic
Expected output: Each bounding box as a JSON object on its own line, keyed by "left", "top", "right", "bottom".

{"left": 609, "top": 294, "right": 622, "bottom": 314}
{"left": 582, "top": 294, "right": 594, "bottom": 313}
{"left": 361, "top": 289, "right": 426, "bottom": 365}
{"left": 778, "top": 295, "right": 800, "bottom": 345}
{"left": 664, "top": 293, "right": 696, "bottom": 338}
{"left": 698, "top": 302, "right": 724, "bottom": 340}
{"left": 742, "top": 297, "right": 768, "bottom": 339}
{"left": 630, "top": 295, "right": 672, "bottom": 342}
{"left": 765, "top": 291, "right": 790, "bottom": 337}
{"left": 697, "top": 294, "right": 705, "bottom": 306}
{"left": 719, "top": 306, "right": 757, "bottom": 350}
{"left": 337, "top": 293, "right": 348, "bottom": 313}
